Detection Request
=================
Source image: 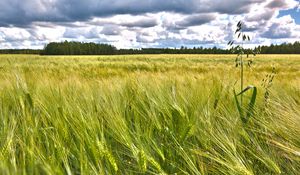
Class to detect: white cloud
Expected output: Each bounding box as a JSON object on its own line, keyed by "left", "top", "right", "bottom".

{"left": 0, "top": 0, "right": 299, "bottom": 49}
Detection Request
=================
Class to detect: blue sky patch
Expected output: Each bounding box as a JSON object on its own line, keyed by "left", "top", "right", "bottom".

{"left": 278, "top": 8, "right": 300, "bottom": 24}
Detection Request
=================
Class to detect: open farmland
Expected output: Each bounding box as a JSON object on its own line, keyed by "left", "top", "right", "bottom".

{"left": 0, "top": 54, "right": 299, "bottom": 174}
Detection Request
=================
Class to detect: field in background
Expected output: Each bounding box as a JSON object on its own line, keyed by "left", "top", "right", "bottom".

{"left": 0, "top": 54, "right": 299, "bottom": 174}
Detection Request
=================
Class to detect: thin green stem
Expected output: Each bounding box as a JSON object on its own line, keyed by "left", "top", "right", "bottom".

{"left": 241, "top": 30, "right": 244, "bottom": 106}
{"left": 241, "top": 55, "right": 244, "bottom": 106}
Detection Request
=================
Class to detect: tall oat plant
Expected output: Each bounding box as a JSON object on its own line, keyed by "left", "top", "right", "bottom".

{"left": 228, "top": 21, "right": 260, "bottom": 124}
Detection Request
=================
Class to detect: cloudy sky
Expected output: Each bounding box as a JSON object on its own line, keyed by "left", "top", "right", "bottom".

{"left": 0, "top": 0, "right": 299, "bottom": 49}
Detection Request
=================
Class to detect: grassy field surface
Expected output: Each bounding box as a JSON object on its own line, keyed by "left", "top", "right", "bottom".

{"left": 0, "top": 54, "right": 299, "bottom": 174}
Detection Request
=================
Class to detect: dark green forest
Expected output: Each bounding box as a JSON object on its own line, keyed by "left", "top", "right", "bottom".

{"left": 0, "top": 49, "right": 41, "bottom": 54}
{"left": 1, "top": 41, "right": 300, "bottom": 55}
{"left": 42, "top": 41, "right": 117, "bottom": 55}
{"left": 257, "top": 42, "right": 300, "bottom": 54}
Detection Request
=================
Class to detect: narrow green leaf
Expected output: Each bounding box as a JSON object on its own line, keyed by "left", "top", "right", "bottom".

{"left": 235, "top": 86, "right": 257, "bottom": 124}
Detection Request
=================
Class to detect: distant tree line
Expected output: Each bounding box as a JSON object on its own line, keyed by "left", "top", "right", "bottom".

{"left": 0, "top": 49, "right": 41, "bottom": 54}
{"left": 257, "top": 42, "right": 300, "bottom": 54}
{"left": 1, "top": 41, "right": 300, "bottom": 55}
{"left": 42, "top": 41, "right": 117, "bottom": 55}
{"left": 39, "top": 41, "right": 300, "bottom": 55}
{"left": 42, "top": 42, "right": 232, "bottom": 55}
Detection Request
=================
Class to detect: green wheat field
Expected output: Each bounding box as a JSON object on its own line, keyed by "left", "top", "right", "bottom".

{"left": 0, "top": 54, "right": 299, "bottom": 174}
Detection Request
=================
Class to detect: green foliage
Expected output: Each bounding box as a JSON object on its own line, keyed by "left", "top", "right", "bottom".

{"left": 261, "top": 67, "right": 277, "bottom": 106}
{"left": 42, "top": 41, "right": 117, "bottom": 55}
{"left": 234, "top": 86, "right": 257, "bottom": 124}
{"left": 0, "top": 49, "right": 41, "bottom": 54}
{"left": 258, "top": 41, "right": 300, "bottom": 54}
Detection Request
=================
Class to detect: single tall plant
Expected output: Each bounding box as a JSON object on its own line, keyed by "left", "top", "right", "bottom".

{"left": 228, "top": 21, "right": 260, "bottom": 124}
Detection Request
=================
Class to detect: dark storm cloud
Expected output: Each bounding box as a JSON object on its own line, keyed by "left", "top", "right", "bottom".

{"left": 63, "top": 28, "right": 82, "bottom": 38}
{"left": 85, "top": 28, "right": 101, "bottom": 39}
{"left": 163, "top": 22, "right": 186, "bottom": 32}
{"left": 0, "top": 0, "right": 263, "bottom": 27}
{"left": 101, "top": 25, "right": 122, "bottom": 35}
{"left": 246, "top": 10, "right": 276, "bottom": 22}
{"left": 56, "top": 0, "right": 191, "bottom": 19}
{"left": 2, "top": 0, "right": 298, "bottom": 49}
{"left": 175, "top": 14, "right": 216, "bottom": 27}
{"left": 266, "top": 0, "right": 288, "bottom": 9}
{"left": 120, "top": 18, "right": 158, "bottom": 28}
{"left": 136, "top": 35, "right": 154, "bottom": 43}
{"left": 162, "top": 13, "right": 216, "bottom": 32}
{"left": 211, "top": 0, "right": 264, "bottom": 14}
{"left": 0, "top": 0, "right": 68, "bottom": 27}
{"left": 261, "top": 23, "right": 293, "bottom": 38}
{"left": 243, "top": 24, "right": 260, "bottom": 32}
